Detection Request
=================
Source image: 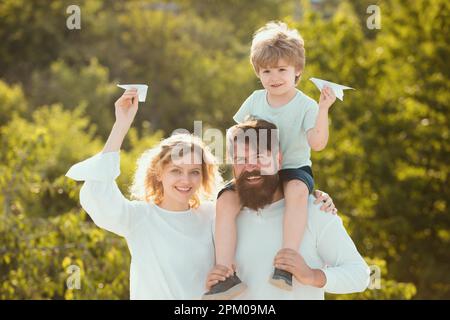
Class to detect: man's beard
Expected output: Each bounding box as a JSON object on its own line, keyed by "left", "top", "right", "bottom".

{"left": 235, "top": 169, "right": 279, "bottom": 211}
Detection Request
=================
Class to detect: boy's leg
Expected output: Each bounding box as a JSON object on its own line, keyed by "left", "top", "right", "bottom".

{"left": 270, "top": 179, "right": 309, "bottom": 290}
{"left": 203, "top": 190, "right": 247, "bottom": 300}
{"left": 282, "top": 179, "right": 309, "bottom": 250}
{"left": 214, "top": 190, "right": 241, "bottom": 269}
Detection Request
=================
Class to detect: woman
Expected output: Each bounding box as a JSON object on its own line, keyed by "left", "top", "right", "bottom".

{"left": 66, "top": 88, "right": 336, "bottom": 299}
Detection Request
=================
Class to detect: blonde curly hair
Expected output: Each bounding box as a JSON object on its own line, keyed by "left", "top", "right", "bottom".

{"left": 129, "top": 133, "right": 221, "bottom": 209}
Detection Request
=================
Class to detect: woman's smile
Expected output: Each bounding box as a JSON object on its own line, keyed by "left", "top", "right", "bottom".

{"left": 174, "top": 185, "right": 193, "bottom": 194}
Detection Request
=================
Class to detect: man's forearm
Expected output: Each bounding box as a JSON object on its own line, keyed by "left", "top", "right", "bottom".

{"left": 307, "top": 109, "right": 329, "bottom": 151}
{"left": 102, "top": 122, "right": 129, "bottom": 153}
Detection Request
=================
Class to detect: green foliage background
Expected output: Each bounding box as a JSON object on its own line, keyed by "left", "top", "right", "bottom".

{"left": 0, "top": 0, "right": 448, "bottom": 299}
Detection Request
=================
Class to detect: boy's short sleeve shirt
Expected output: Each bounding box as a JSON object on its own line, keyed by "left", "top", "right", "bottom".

{"left": 233, "top": 89, "right": 319, "bottom": 168}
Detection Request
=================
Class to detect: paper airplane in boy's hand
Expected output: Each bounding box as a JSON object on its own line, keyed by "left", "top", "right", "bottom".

{"left": 117, "top": 84, "right": 148, "bottom": 102}
{"left": 310, "top": 78, "right": 354, "bottom": 101}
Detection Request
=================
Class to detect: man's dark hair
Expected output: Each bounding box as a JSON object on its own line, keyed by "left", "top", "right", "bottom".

{"left": 227, "top": 115, "right": 279, "bottom": 160}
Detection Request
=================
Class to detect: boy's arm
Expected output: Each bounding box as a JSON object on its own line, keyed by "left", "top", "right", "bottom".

{"left": 306, "top": 86, "right": 336, "bottom": 151}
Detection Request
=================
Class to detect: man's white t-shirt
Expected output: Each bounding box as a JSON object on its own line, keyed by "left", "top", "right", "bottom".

{"left": 219, "top": 197, "right": 370, "bottom": 300}
{"left": 234, "top": 89, "right": 319, "bottom": 169}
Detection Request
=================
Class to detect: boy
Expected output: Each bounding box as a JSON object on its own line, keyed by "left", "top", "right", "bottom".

{"left": 205, "top": 21, "right": 336, "bottom": 299}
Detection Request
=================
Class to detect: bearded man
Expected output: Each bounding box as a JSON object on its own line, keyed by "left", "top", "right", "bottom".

{"left": 203, "top": 118, "right": 370, "bottom": 300}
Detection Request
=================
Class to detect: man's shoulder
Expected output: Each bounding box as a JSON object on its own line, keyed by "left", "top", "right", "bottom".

{"left": 306, "top": 195, "right": 341, "bottom": 234}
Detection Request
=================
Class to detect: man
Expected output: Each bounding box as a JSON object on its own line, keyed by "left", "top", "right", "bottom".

{"left": 204, "top": 118, "right": 370, "bottom": 299}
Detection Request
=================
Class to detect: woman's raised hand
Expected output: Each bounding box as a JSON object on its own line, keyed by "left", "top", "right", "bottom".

{"left": 114, "top": 88, "right": 139, "bottom": 129}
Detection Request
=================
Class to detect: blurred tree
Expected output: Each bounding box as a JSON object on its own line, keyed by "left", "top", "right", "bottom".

{"left": 353, "top": 0, "right": 450, "bottom": 299}
{"left": 183, "top": 0, "right": 294, "bottom": 40}
{"left": 30, "top": 58, "right": 117, "bottom": 137}
{"left": 0, "top": 80, "right": 28, "bottom": 126}
{"left": 0, "top": 208, "right": 131, "bottom": 299}
{"left": 112, "top": 2, "right": 256, "bottom": 133}
{"left": 0, "top": 104, "right": 100, "bottom": 218}
{"left": 0, "top": 103, "right": 162, "bottom": 299}
{"left": 0, "top": 0, "right": 104, "bottom": 83}
{"left": 299, "top": 0, "right": 449, "bottom": 299}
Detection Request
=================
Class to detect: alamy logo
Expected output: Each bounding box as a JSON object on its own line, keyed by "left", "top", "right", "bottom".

{"left": 66, "top": 264, "right": 81, "bottom": 290}
{"left": 367, "top": 5, "right": 381, "bottom": 30}
{"left": 66, "top": 5, "right": 81, "bottom": 30}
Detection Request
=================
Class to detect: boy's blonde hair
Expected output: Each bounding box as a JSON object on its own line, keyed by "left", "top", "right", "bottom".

{"left": 250, "top": 21, "right": 305, "bottom": 83}
{"left": 129, "top": 133, "right": 221, "bottom": 209}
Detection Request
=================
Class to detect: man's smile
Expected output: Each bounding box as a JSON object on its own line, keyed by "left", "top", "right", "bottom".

{"left": 245, "top": 175, "right": 263, "bottom": 184}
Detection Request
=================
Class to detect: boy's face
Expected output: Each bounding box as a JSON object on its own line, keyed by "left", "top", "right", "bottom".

{"left": 257, "top": 59, "right": 300, "bottom": 96}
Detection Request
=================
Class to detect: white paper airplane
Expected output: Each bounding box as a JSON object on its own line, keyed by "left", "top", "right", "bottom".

{"left": 117, "top": 84, "right": 148, "bottom": 102}
{"left": 310, "top": 78, "right": 354, "bottom": 101}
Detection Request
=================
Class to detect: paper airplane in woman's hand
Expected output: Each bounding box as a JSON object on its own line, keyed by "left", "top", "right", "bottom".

{"left": 310, "top": 78, "right": 354, "bottom": 101}
{"left": 117, "top": 84, "right": 148, "bottom": 102}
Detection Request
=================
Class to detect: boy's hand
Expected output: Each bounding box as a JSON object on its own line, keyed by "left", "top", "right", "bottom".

{"left": 319, "top": 86, "right": 336, "bottom": 110}
{"left": 114, "top": 88, "right": 139, "bottom": 129}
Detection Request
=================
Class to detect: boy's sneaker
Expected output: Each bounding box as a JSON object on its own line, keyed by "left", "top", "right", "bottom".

{"left": 202, "top": 272, "right": 247, "bottom": 300}
{"left": 269, "top": 267, "right": 293, "bottom": 291}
